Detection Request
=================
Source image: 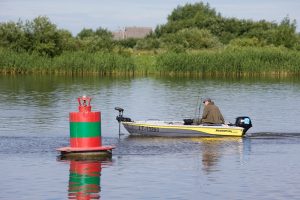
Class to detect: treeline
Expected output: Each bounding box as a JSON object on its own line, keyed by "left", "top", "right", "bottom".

{"left": 0, "top": 2, "right": 300, "bottom": 75}
{"left": 148, "top": 2, "right": 300, "bottom": 51}
{"left": 0, "top": 16, "right": 118, "bottom": 57}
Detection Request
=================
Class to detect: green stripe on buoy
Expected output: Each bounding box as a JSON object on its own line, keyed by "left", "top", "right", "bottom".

{"left": 70, "top": 122, "right": 101, "bottom": 138}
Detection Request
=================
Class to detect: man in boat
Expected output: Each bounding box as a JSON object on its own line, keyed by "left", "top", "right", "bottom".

{"left": 195, "top": 98, "right": 225, "bottom": 125}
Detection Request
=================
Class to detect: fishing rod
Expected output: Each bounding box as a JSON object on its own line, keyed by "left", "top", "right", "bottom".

{"left": 194, "top": 96, "right": 203, "bottom": 120}
{"left": 194, "top": 96, "right": 200, "bottom": 119}
{"left": 198, "top": 97, "right": 203, "bottom": 119}
{"left": 186, "top": 96, "right": 202, "bottom": 125}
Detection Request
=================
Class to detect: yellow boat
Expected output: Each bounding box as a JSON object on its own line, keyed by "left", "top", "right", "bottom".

{"left": 115, "top": 107, "right": 252, "bottom": 137}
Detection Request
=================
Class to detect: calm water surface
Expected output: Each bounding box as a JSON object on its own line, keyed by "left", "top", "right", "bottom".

{"left": 1, "top": 75, "right": 300, "bottom": 199}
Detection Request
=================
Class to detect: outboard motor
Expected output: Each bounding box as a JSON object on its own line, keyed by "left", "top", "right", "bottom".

{"left": 235, "top": 116, "right": 252, "bottom": 134}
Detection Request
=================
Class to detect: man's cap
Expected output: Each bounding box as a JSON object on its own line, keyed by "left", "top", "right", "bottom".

{"left": 203, "top": 98, "right": 212, "bottom": 103}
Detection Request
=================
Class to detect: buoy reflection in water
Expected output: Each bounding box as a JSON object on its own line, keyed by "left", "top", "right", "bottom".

{"left": 68, "top": 160, "right": 102, "bottom": 200}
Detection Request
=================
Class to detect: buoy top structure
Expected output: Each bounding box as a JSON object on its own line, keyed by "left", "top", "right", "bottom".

{"left": 57, "top": 96, "right": 115, "bottom": 159}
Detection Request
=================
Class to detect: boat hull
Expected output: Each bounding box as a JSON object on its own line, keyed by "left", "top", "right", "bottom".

{"left": 122, "top": 121, "right": 245, "bottom": 137}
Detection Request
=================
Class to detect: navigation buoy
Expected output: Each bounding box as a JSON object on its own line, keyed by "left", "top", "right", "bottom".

{"left": 57, "top": 96, "right": 114, "bottom": 158}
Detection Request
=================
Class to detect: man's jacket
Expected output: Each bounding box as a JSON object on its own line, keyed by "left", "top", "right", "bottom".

{"left": 201, "top": 102, "right": 225, "bottom": 124}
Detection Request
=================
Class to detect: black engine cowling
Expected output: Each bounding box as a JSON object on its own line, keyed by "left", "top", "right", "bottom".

{"left": 115, "top": 107, "right": 132, "bottom": 122}
{"left": 235, "top": 116, "right": 252, "bottom": 133}
{"left": 116, "top": 116, "right": 132, "bottom": 122}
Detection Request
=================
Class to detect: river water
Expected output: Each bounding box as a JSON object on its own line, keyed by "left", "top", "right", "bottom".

{"left": 0, "top": 75, "right": 300, "bottom": 199}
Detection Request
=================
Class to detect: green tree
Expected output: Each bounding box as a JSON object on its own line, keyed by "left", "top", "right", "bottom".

{"left": 161, "top": 28, "right": 221, "bottom": 49}
{"left": 296, "top": 34, "right": 300, "bottom": 51}
{"left": 95, "top": 27, "right": 113, "bottom": 39}
{"left": 168, "top": 2, "right": 217, "bottom": 22}
{"left": 116, "top": 38, "right": 139, "bottom": 48}
{"left": 77, "top": 28, "right": 95, "bottom": 39}
{"left": 135, "top": 38, "right": 160, "bottom": 50}
{"left": 77, "top": 27, "right": 114, "bottom": 52}
{"left": 0, "top": 21, "right": 28, "bottom": 51}
{"left": 24, "top": 16, "right": 64, "bottom": 57}
{"left": 57, "top": 29, "right": 78, "bottom": 51}
{"left": 154, "top": 2, "right": 299, "bottom": 49}
{"left": 268, "top": 17, "right": 297, "bottom": 48}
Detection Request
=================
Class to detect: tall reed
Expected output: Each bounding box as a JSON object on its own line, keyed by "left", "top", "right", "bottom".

{"left": 1, "top": 47, "right": 300, "bottom": 76}
{"left": 0, "top": 49, "right": 135, "bottom": 75}
{"left": 156, "top": 47, "right": 300, "bottom": 76}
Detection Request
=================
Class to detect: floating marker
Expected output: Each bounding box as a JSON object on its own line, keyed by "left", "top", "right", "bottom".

{"left": 57, "top": 96, "right": 114, "bottom": 158}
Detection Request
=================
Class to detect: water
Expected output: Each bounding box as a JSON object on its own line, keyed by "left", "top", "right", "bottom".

{"left": 1, "top": 75, "right": 300, "bottom": 199}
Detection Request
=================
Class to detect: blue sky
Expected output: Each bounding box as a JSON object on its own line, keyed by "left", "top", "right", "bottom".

{"left": 0, "top": 0, "right": 299, "bottom": 34}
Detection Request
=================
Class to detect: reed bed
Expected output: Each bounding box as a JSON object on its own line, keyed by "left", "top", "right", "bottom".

{"left": 0, "top": 49, "right": 135, "bottom": 75}
{"left": 156, "top": 47, "right": 300, "bottom": 76}
{"left": 1, "top": 47, "right": 300, "bottom": 76}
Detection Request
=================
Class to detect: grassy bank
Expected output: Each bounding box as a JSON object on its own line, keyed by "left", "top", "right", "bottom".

{"left": 1, "top": 47, "right": 300, "bottom": 76}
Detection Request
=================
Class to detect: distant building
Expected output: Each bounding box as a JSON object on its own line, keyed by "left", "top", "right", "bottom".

{"left": 113, "top": 27, "right": 152, "bottom": 40}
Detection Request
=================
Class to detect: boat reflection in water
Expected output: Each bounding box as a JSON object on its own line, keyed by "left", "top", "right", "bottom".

{"left": 59, "top": 157, "right": 112, "bottom": 200}
{"left": 191, "top": 137, "right": 245, "bottom": 173}
{"left": 123, "top": 135, "right": 247, "bottom": 174}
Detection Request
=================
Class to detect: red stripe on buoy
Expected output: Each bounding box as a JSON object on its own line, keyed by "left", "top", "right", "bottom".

{"left": 70, "top": 112, "right": 101, "bottom": 122}
{"left": 70, "top": 137, "right": 102, "bottom": 148}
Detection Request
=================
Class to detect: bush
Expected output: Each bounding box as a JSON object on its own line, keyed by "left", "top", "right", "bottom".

{"left": 135, "top": 38, "right": 160, "bottom": 50}
{"left": 228, "top": 37, "right": 266, "bottom": 47}
{"left": 162, "top": 28, "right": 222, "bottom": 49}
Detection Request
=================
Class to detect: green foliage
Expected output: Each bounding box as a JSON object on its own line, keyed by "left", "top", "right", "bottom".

{"left": 79, "top": 36, "right": 114, "bottom": 52}
{"left": 0, "top": 16, "right": 72, "bottom": 57}
{"left": 95, "top": 27, "right": 113, "bottom": 39}
{"left": 135, "top": 38, "right": 160, "bottom": 50}
{"left": 154, "top": 2, "right": 299, "bottom": 48}
{"left": 155, "top": 2, "right": 220, "bottom": 36}
{"left": 228, "top": 37, "right": 266, "bottom": 47}
{"left": 267, "top": 17, "right": 298, "bottom": 48}
{"left": 24, "top": 16, "right": 64, "bottom": 57}
{"left": 0, "top": 21, "right": 28, "bottom": 52}
{"left": 132, "top": 53, "right": 157, "bottom": 73}
{"left": 156, "top": 47, "right": 300, "bottom": 75}
{"left": 116, "top": 38, "right": 139, "bottom": 48}
{"left": 77, "top": 28, "right": 94, "bottom": 39}
{"left": 1, "top": 46, "right": 300, "bottom": 75}
{"left": 77, "top": 27, "right": 114, "bottom": 52}
{"left": 165, "top": 44, "right": 186, "bottom": 53}
{"left": 295, "top": 34, "right": 300, "bottom": 51}
{"left": 168, "top": 2, "right": 217, "bottom": 22}
{"left": 0, "top": 48, "right": 135, "bottom": 74}
{"left": 57, "top": 29, "right": 78, "bottom": 51}
{"left": 161, "top": 28, "right": 222, "bottom": 49}
{"left": 0, "top": 17, "right": 117, "bottom": 56}
{"left": 77, "top": 27, "right": 113, "bottom": 39}
{"left": 1, "top": 2, "right": 300, "bottom": 76}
